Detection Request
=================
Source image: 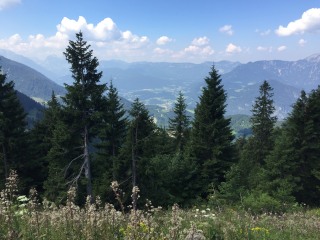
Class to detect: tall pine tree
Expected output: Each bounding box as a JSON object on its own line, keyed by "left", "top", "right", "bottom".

{"left": 0, "top": 69, "right": 27, "bottom": 186}
{"left": 250, "top": 80, "right": 277, "bottom": 164}
{"left": 93, "top": 80, "right": 127, "bottom": 200}
{"left": 221, "top": 81, "right": 278, "bottom": 204}
{"left": 190, "top": 64, "right": 234, "bottom": 196}
{"left": 283, "top": 88, "right": 320, "bottom": 205}
{"left": 169, "top": 91, "right": 190, "bottom": 154}
{"left": 119, "top": 98, "right": 156, "bottom": 209}
{"left": 62, "top": 31, "right": 106, "bottom": 199}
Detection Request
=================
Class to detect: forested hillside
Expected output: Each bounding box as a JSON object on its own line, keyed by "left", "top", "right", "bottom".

{"left": 1, "top": 32, "right": 320, "bottom": 212}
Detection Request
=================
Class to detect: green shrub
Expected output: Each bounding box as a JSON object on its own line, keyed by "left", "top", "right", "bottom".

{"left": 242, "top": 191, "right": 283, "bottom": 214}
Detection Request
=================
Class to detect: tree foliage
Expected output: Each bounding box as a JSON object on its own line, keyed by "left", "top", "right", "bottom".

{"left": 190, "top": 64, "right": 235, "bottom": 195}
{"left": 62, "top": 31, "right": 106, "bottom": 199}
{"left": 0, "top": 69, "right": 27, "bottom": 186}
{"left": 250, "top": 80, "right": 277, "bottom": 163}
{"left": 169, "top": 91, "right": 190, "bottom": 154}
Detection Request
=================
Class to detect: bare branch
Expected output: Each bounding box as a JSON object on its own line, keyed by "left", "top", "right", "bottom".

{"left": 64, "top": 153, "right": 85, "bottom": 178}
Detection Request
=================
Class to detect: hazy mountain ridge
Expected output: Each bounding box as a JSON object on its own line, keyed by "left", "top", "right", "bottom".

{"left": 0, "top": 55, "right": 66, "bottom": 101}
{"left": 1, "top": 49, "right": 320, "bottom": 121}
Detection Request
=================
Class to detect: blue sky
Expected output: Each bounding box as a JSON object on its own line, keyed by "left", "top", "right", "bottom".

{"left": 1, "top": 0, "right": 320, "bottom": 63}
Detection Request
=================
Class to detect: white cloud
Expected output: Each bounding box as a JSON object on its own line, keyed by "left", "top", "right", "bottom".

{"left": 257, "top": 46, "right": 273, "bottom": 52}
{"left": 0, "top": 17, "right": 220, "bottom": 63}
{"left": 226, "top": 43, "right": 242, "bottom": 53}
{"left": 298, "top": 38, "right": 307, "bottom": 47}
{"left": 277, "top": 45, "right": 287, "bottom": 51}
{"left": 191, "top": 36, "right": 209, "bottom": 46}
{"left": 57, "top": 16, "right": 122, "bottom": 41}
{"left": 219, "top": 25, "right": 233, "bottom": 35}
{"left": 0, "top": 16, "right": 151, "bottom": 61}
{"left": 276, "top": 8, "right": 320, "bottom": 36}
{"left": 0, "top": 0, "right": 20, "bottom": 10}
{"left": 153, "top": 47, "right": 172, "bottom": 55}
{"left": 257, "top": 46, "right": 267, "bottom": 51}
{"left": 184, "top": 45, "right": 200, "bottom": 53}
{"left": 184, "top": 44, "right": 214, "bottom": 55}
{"left": 156, "top": 36, "right": 172, "bottom": 45}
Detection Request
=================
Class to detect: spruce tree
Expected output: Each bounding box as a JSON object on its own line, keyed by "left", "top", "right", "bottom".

{"left": 120, "top": 98, "right": 155, "bottom": 209}
{"left": 190, "top": 64, "right": 234, "bottom": 195}
{"left": 250, "top": 80, "right": 277, "bottom": 164}
{"left": 169, "top": 91, "right": 190, "bottom": 153}
{"left": 27, "top": 92, "right": 61, "bottom": 194}
{"left": 221, "top": 81, "right": 278, "bottom": 204}
{"left": 286, "top": 88, "right": 320, "bottom": 204}
{"left": 128, "top": 98, "right": 155, "bottom": 187}
{"left": 62, "top": 31, "right": 106, "bottom": 199}
{"left": 0, "top": 69, "right": 27, "bottom": 185}
{"left": 93, "top": 81, "right": 127, "bottom": 200}
{"left": 30, "top": 92, "right": 72, "bottom": 202}
{"left": 98, "top": 80, "right": 127, "bottom": 177}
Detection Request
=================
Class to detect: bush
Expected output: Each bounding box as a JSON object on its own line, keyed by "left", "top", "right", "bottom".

{"left": 242, "top": 191, "right": 283, "bottom": 214}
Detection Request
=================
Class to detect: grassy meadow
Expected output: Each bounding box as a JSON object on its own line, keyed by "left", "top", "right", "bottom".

{"left": 1, "top": 171, "right": 320, "bottom": 240}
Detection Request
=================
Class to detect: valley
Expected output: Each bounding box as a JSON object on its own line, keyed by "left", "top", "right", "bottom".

{"left": 1, "top": 50, "right": 319, "bottom": 131}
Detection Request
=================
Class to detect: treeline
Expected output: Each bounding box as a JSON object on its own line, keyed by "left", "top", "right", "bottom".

{"left": 1, "top": 32, "right": 320, "bottom": 211}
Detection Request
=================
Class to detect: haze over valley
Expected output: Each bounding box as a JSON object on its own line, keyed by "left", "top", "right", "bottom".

{"left": 1, "top": 49, "right": 319, "bottom": 125}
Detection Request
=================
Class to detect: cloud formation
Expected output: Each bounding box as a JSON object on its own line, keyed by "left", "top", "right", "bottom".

{"left": 219, "top": 25, "right": 233, "bottom": 35}
{"left": 180, "top": 36, "right": 214, "bottom": 59}
{"left": 257, "top": 46, "right": 267, "bottom": 51}
{"left": 298, "top": 38, "right": 306, "bottom": 47}
{"left": 156, "top": 36, "right": 172, "bottom": 45}
{"left": 277, "top": 45, "right": 287, "bottom": 52}
{"left": 226, "top": 43, "right": 241, "bottom": 53}
{"left": 276, "top": 8, "right": 320, "bottom": 36}
{"left": 0, "top": 0, "right": 20, "bottom": 10}
{"left": 0, "top": 16, "right": 151, "bottom": 61}
{"left": 191, "top": 36, "right": 210, "bottom": 46}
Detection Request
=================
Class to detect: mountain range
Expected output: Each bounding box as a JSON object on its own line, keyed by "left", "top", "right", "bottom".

{"left": 1, "top": 49, "right": 320, "bottom": 124}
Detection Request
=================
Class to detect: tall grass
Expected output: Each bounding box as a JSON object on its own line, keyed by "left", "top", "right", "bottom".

{"left": 1, "top": 170, "right": 320, "bottom": 239}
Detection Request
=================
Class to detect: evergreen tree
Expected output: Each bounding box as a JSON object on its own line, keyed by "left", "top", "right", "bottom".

{"left": 190, "top": 64, "right": 234, "bottom": 196}
{"left": 221, "top": 81, "right": 277, "bottom": 203}
{"left": 128, "top": 98, "right": 155, "bottom": 187}
{"left": 0, "top": 70, "right": 27, "bottom": 186}
{"left": 44, "top": 117, "right": 73, "bottom": 203}
{"left": 93, "top": 80, "right": 127, "bottom": 200}
{"left": 97, "top": 80, "right": 127, "bottom": 178}
{"left": 250, "top": 80, "right": 277, "bottom": 164}
{"left": 62, "top": 31, "right": 106, "bottom": 200}
{"left": 169, "top": 91, "right": 190, "bottom": 153}
{"left": 30, "top": 92, "right": 72, "bottom": 202}
{"left": 27, "top": 92, "right": 62, "bottom": 194}
{"left": 261, "top": 127, "right": 297, "bottom": 205}
{"left": 284, "top": 88, "right": 320, "bottom": 205}
{"left": 120, "top": 98, "right": 156, "bottom": 209}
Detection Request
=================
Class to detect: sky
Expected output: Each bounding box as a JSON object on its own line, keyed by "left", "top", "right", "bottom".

{"left": 1, "top": 0, "right": 320, "bottom": 64}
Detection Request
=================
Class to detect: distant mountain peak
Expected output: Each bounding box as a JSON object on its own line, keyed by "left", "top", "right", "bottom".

{"left": 304, "top": 53, "right": 320, "bottom": 62}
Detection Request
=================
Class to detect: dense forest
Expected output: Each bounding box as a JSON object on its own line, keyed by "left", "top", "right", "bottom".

{"left": 1, "top": 31, "right": 320, "bottom": 212}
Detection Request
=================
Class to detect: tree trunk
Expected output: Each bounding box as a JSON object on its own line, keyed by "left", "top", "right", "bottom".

{"left": 132, "top": 124, "right": 138, "bottom": 210}
{"left": 83, "top": 125, "right": 93, "bottom": 203}
{"left": 112, "top": 143, "right": 116, "bottom": 180}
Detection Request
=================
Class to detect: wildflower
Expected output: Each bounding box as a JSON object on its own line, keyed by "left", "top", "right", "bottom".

{"left": 251, "top": 227, "right": 270, "bottom": 234}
